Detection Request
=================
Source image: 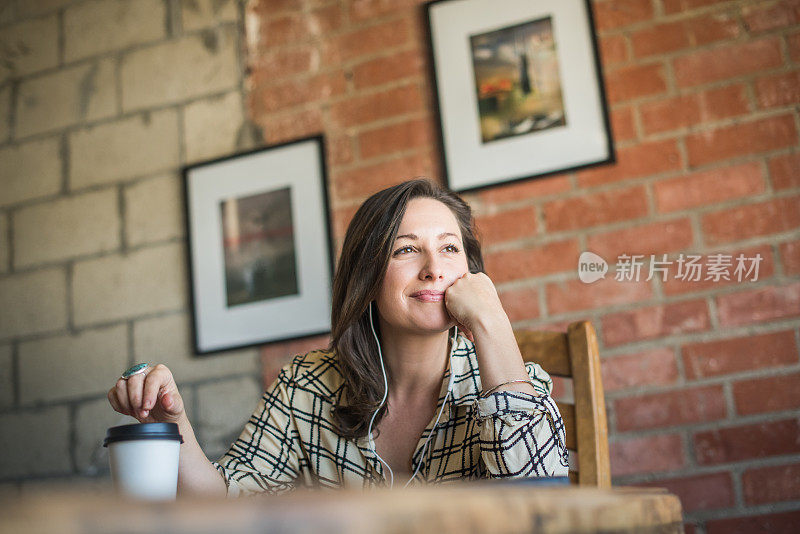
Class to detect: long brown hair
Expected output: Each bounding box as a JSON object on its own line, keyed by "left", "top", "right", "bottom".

{"left": 330, "top": 179, "right": 484, "bottom": 439}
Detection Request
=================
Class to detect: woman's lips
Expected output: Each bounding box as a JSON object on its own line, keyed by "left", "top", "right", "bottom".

{"left": 410, "top": 290, "right": 445, "bottom": 302}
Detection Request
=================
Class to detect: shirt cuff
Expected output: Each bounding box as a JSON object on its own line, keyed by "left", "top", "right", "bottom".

{"left": 475, "top": 390, "right": 551, "bottom": 421}
{"left": 212, "top": 461, "right": 240, "bottom": 498}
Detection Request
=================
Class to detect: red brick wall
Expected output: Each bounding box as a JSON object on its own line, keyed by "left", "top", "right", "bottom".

{"left": 247, "top": 0, "right": 800, "bottom": 530}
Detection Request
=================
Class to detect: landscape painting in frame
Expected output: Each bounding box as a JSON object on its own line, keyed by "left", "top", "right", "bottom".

{"left": 220, "top": 187, "right": 298, "bottom": 308}
{"left": 470, "top": 17, "right": 566, "bottom": 143}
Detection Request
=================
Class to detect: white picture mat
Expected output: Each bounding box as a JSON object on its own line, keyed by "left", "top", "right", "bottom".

{"left": 430, "top": 0, "right": 609, "bottom": 190}
{"left": 187, "top": 139, "right": 331, "bottom": 352}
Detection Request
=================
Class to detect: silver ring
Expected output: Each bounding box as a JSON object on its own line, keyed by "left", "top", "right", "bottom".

{"left": 121, "top": 363, "right": 149, "bottom": 380}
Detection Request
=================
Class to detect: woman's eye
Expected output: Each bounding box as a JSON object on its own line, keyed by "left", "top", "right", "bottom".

{"left": 394, "top": 246, "right": 415, "bottom": 255}
{"left": 444, "top": 244, "right": 460, "bottom": 253}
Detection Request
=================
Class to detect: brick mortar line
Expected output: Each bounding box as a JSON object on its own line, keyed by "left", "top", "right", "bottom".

{"left": 4, "top": 206, "right": 13, "bottom": 273}
{"left": 345, "top": 111, "right": 434, "bottom": 135}
{"left": 165, "top": 0, "right": 178, "bottom": 39}
{"left": 247, "top": 39, "right": 423, "bottom": 78}
{"left": 608, "top": 408, "right": 800, "bottom": 446}
{"left": 328, "top": 143, "right": 436, "bottom": 174}
{"left": 603, "top": 25, "right": 798, "bottom": 71}
{"left": 259, "top": 62, "right": 424, "bottom": 95}
{"left": 68, "top": 403, "right": 78, "bottom": 474}
{"left": 256, "top": 4, "right": 408, "bottom": 31}
{"left": 252, "top": 40, "right": 422, "bottom": 76}
{"left": 769, "top": 240, "right": 786, "bottom": 278}
{"left": 56, "top": 6, "right": 65, "bottom": 68}
{"left": 326, "top": 124, "right": 437, "bottom": 163}
{"left": 0, "top": 0, "right": 88, "bottom": 27}
{"left": 596, "top": 316, "right": 800, "bottom": 357}
{"left": 483, "top": 209, "right": 800, "bottom": 258}
{"left": 600, "top": 319, "right": 800, "bottom": 358}
{"left": 64, "top": 261, "right": 74, "bottom": 334}
{"left": 0, "top": 235, "right": 187, "bottom": 281}
{"left": 722, "top": 379, "right": 738, "bottom": 429}
{"left": 10, "top": 340, "right": 19, "bottom": 408}
{"left": 607, "top": 64, "right": 800, "bottom": 110}
{"left": 1, "top": 167, "right": 192, "bottom": 214}
{"left": 502, "top": 271, "right": 800, "bottom": 325}
{"left": 16, "top": 82, "right": 243, "bottom": 145}
{"left": 0, "top": 302, "right": 192, "bottom": 347}
{"left": 604, "top": 360, "right": 800, "bottom": 401}
{"left": 633, "top": 106, "right": 800, "bottom": 146}
{"left": 672, "top": 337, "right": 688, "bottom": 380}
{"left": 686, "top": 499, "right": 800, "bottom": 525}
{"left": 117, "top": 183, "right": 127, "bottom": 253}
{"left": 126, "top": 321, "right": 135, "bottom": 368}
{"left": 759, "top": 156, "right": 775, "bottom": 195}
{"left": 595, "top": 0, "right": 796, "bottom": 38}
{"left": 706, "top": 295, "right": 721, "bottom": 331}
{"left": 0, "top": 370, "right": 261, "bottom": 417}
{"left": 578, "top": 146, "right": 800, "bottom": 195}
{"left": 778, "top": 19, "right": 793, "bottom": 65}
{"left": 253, "top": 87, "right": 430, "bottom": 126}
{"left": 730, "top": 446, "right": 747, "bottom": 511}
{"left": 20, "top": 20, "right": 242, "bottom": 83}
{"left": 247, "top": 42, "right": 423, "bottom": 86}
{"left": 613, "top": 451, "right": 800, "bottom": 485}
{"left": 513, "top": 313, "right": 800, "bottom": 349}
{"left": 611, "top": 70, "right": 785, "bottom": 108}
{"left": 6, "top": 80, "right": 17, "bottom": 141}
{"left": 680, "top": 429, "right": 695, "bottom": 472}
{"left": 234, "top": 0, "right": 257, "bottom": 155}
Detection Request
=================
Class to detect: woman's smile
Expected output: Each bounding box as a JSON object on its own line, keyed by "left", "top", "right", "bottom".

{"left": 410, "top": 289, "right": 445, "bottom": 302}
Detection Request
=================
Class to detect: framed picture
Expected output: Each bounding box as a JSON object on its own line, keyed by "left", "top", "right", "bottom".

{"left": 426, "top": 0, "right": 614, "bottom": 192}
{"left": 183, "top": 135, "right": 333, "bottom": 354}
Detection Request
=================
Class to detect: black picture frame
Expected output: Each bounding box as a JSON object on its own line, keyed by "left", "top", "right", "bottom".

{"left": 182, "top": 135, "right": 334, "bottom": 355}
{"left": 425, "top": 0, "right": 615, "bottom": 193}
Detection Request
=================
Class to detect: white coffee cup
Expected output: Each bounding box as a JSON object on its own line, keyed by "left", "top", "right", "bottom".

{"left": 104, "top": 423, "right": 183, "bottom": 500}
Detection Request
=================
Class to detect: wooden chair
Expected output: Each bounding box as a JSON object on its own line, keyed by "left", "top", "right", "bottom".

{"left": 515, "top": 321, "right": 611, "bottom": 487}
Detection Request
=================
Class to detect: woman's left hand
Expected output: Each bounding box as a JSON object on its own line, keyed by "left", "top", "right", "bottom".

{"left": 444, "top": 272, "right": 507, "bottom": 341}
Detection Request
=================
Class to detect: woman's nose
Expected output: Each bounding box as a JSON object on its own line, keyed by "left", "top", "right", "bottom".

{"left": 419, "top": 253, "right": 445, "bottom": 280}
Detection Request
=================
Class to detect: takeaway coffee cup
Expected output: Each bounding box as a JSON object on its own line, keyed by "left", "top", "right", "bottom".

{"left": 104, "top": 423, "right": 183, "bottom": 500}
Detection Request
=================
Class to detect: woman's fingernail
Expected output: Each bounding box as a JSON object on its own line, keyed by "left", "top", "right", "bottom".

{"left": 141, "top": 410, "right": 149, "bottom": 418}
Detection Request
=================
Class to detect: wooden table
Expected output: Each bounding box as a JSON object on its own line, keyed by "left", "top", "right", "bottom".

{"left": 0, "top": 482, "right": 683, "bottom": 533}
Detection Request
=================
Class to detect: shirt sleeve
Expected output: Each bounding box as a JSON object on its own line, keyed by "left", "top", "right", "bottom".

{"left": 474, "top": 361, "right": 569, "bottom": 478}
{"left": 212, "top": 369, "right": 301, "bottom": 497}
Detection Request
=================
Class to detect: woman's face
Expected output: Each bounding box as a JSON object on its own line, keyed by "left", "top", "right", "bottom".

{"left": 375, "top": 197, "right": 470, "bottom": 336}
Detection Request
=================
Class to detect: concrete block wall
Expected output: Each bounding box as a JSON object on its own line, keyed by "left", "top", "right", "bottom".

{"left": 245, "top": 0, "right": 800, "bottom": 531}
{"left": 0, "top": 0, "right": 264, "bottom": 490}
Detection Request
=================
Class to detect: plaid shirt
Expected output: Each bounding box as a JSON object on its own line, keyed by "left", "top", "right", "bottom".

{"left": 213, "top": 335, "right": 569, "bottom": 495}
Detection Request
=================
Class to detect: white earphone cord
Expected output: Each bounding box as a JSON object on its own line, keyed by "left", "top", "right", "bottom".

{"left": 367, "top": 302, "right": 456, "bottom": 489}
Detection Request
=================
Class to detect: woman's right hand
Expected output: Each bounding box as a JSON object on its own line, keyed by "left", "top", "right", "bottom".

{"left": 107, "top": 364, "right": 185, "bottom": 424}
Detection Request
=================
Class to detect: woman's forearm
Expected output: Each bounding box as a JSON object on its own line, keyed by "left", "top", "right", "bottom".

{"left": 175, "top": 412, "right": 228, "bottom": 497}
{"left": 471, "top": 312, "right": 538, "bottom": 395}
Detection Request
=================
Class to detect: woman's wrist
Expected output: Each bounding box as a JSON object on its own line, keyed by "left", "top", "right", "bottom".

{"left": 468, "top": 306, "right": 510, "bottom": 340}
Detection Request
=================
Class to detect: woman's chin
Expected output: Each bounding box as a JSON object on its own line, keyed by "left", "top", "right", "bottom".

{"left": 412, "top": 313, "right": 455, "bottom": 333}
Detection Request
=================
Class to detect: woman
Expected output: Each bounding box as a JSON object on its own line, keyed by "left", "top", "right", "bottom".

{"left": 108, "top": 179, "right": 568, "bottom": 496}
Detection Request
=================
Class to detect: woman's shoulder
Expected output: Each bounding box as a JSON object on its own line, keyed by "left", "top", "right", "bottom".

{"left": 276, "top": 347, "right": 344, "bottom": 400}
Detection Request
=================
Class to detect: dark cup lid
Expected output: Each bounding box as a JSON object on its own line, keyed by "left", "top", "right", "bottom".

{"left": 103, "top": 422, "right": 184, "bottom": 447}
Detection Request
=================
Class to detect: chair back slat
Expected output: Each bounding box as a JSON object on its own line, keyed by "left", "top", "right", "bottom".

{"left": 567, "top": 322, "right": 610, "bottom": 488}
{"left": 514, "top": 331, "right": 572, "bottom": 376}
{"left": 515, "top": 321, "right": 610, "bottom": 488}
{"left": 555, "top": 401, "right": 577, "bottom": 450}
